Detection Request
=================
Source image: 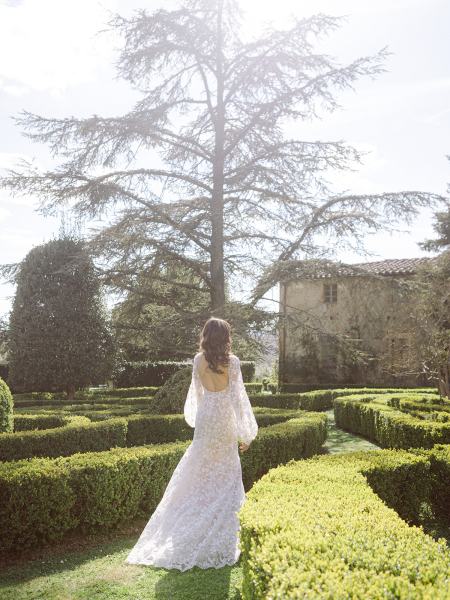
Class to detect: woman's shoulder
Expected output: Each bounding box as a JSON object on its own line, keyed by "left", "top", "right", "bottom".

{"left": 194, "top": 351, "right": 238, "bottom": 364}
{"left": 194, "top": 351, "right": 204, "bottom": 363}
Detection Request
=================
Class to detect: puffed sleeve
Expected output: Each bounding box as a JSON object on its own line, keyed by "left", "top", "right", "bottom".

{"left": 184, "top": 353, "right": 204, "bottom": 427}
{"left": 230, "top": 355, "right": 258, "bottom": 445}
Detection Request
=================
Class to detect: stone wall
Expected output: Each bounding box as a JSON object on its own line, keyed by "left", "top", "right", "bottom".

{"left": 279, "top": 274, "right": 423, "bottom": 388}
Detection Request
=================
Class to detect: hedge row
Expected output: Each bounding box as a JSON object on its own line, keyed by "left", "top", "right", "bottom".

{"left": 0, "top": 411, "right": 327, "bottom": 555}
{"left": 0, "top": 416, "right": 127, "bottom": 461}
{"left": 91, "top": 386, "right": 159, "bottom": 398}
{"left": 249, "top": 387, "right": 438, "bottom": 412}
{"left": 239, "top": 445, "right": 450, "bottom": 599}
{"left": 13, "top": 396, "right": 157, "bottom": 409}
{"left": 11, "top": 388, "right": 429, "bottom": 419}
{"left": 0, "top": 407, "right": 306, "bottom": 461}
{"left": 387, "top": 395, "right": 450, "bottom": 421}
{"left": 12, "top": 382, "right": 260, "bottom": 407}
{"left": 12, "top": 389, "right": 158, "bottom": 407}
{"left": 334, "top": 392, "right": 450, "bottom": 449}
{"left": 13, "top": 413, "right": 73, "bottom": 432}
{"left": 114, "top": 359, "right": 256, "bottom": 387}
{"left": 281, "top": 380, "right": 437, "bottom": 392}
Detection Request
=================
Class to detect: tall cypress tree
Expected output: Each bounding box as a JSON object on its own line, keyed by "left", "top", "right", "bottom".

{"left": 8, "top": 235, "right": 115, "bottom": 397}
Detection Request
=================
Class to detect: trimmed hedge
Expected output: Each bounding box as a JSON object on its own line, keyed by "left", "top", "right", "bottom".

{"left": 249, "top": 387, "right": 437, "bottom": 412}
{"left": 239, "top": 445, "right": 450, "bottom": 599}
{"left": 244, "top": 382, "right": 263, "bottom": 394}
{"left": 12, "top": 390, "right": 158, "bottom": 407}
{"left": 114, "top": 359, "right": 256, "bottom": 387}
{"left": 334, "top": 392, "right": 450, "bottom": 449}
{"left": 13, "top": 414, "right": 70, "bottom": 432}
{"left": 113, "top": 360, "right": 192, "bottom": 387}
{"left": 125, "top": 408, "right": 305, "bottom": 448}
{"left": 15, "top": 396, "right": 156, "bottom": 409}
{"left": 0, "top": 416, "right": 128, "bottom": 461}
{"left": 281, "top": 380, "right": 438, "bottom": 393}
{"left": 1, "top": 406, "right": 308, "bottom": 461}
{"left": 0, "top": 376, "right": 13, "bottom": 433}
{"left": 0, "top": 411, "right": 327, "bottom": 555}
{"left": 91, "top": 386, "right": 158, "bottom": 398}
{"left": 240, "top": 412, "right": 327, "bottom": 490}
{"left": 410, "top": 444, "right": 450, "bottom": 522}
{"left": 13, "top": 382, "right": 257, "bottom": 408}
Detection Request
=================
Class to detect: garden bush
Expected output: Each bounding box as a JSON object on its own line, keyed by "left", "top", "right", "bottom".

{"left": 114, "top": 358, "right": 256, "bottom": 387}
{"left": 0, "top": 411, "right": 327, "bottom": 555}
{"left": 113, "top": 360, "right": 192, "bottom": 387}
{"left": 248, "top": 387, "right": 436, "bottom": 412}
{"left": 242, "top": 382, "right": 263, "bottom": 394}
{"left": 91, "top": 386, "right": 158, "bottom": 399}
{"left": 12, "top": 389, "right": 158, "bottom": 407}
{"left": 147, "top": 367, "right": 192, "bottom": 415}
{"left": 334, "top": 392, "right": 450, "bottom": 449}
{"left": 13, "top": 414, "right": 71, "bottom": 431}
{"left": 0, "top": 416, "right": 128, "bottom": 461}
{"left": 0, "top": 376, "right": 13, "bottom": 433}
{"left": 2, "top": 404, "right": 309, "bottom": 461}
{"left": 239, "top": 445, "right": 450, "bottom": 599}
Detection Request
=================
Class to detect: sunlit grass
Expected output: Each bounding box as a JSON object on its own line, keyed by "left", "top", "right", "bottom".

{"left": 0, "top": 529, "right": 243, "bottom": 600}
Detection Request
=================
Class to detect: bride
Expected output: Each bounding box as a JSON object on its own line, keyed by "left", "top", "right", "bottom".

{"left": 125, "top": 317, "right": 259, "bottom": 571}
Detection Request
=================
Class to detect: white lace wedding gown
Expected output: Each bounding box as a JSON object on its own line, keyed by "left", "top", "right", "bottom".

{"left": 125, "top": 352, "right": 258, "bottom": 571}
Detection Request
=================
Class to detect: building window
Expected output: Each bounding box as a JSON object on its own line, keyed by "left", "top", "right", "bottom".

{"left": 323, "top": 282, "right": 337, "bottom": 303}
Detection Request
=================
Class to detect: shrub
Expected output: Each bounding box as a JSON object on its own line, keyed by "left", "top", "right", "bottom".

{"left": 114, "top": 358, "right": 256, "bottom": 387}
{"left": 7, "top": 236, "right": 115, "bottom": 395}
{"left": 240, "top": 412, "right": 327, "bottom": 490}
{"left": 13, "top": 414, "right": 69, "bottom": 432}
{"left": 249, "top": 387, "right": 437, "bottom": 413}
{"left": 113, "top": 360, "right": 191, "bottom": 387}
{"left": 147, "top": 367, "right": 192, "bottom": 415}
{"left": 411, "top": 444, "right": 450, "bottom": 522}
{"left": 334, "top": 392, "right": 450, "bottom": 449}
{"left": 12, "top": 391, "right": 158, "bottom": 408}
{"left": 3, "top": 403, "right": 303, "bottom": 460}
{"left": 0, "top": 377, "right": 13, "bottom": 433}
{"left": 243, "top": 382, "right": 263, "bottom": 394}
{"left": 91, "top": 386, "right": 158, "bottom": 399}
{"left": 0, "top": 411, "right": 327, "bottom": 555}
{"left": 0, "top": 416, "right": 128, "bottom": 461}
{"left": 239, "top": 446, "right": 450, "bottom": 599}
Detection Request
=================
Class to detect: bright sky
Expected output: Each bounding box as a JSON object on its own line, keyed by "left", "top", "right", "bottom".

{"left": 0, "top": 0, "right": 449, "bottom": 317}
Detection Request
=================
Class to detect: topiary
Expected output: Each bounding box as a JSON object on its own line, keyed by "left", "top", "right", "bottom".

{"left": 0, "top": 377, "right": 13, "bottom": 433}
{"left": 147, "top": 367, "right": 192, "bottom": 414}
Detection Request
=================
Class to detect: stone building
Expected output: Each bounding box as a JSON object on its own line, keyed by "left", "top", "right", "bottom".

{"left": 279, "top": 257, "right": 435, "bottom": 390}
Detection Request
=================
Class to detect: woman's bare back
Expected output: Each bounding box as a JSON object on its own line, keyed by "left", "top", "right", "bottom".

{"left": 197, "top": 352, "right": 231, "bottom": 392}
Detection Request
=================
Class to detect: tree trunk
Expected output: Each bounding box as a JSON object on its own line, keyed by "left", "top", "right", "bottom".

{"left": 438, "top": 349, "right": 450, "bottom": 399}
{"left": 66, "top": 383, "right": 76, "bottom": 402}
{"left": 210, "top": 0, "right": 226, "bottom": 315}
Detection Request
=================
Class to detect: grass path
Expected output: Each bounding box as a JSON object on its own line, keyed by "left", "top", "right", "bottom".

{"left": 320, "top": 408, "right": 380, "bottom": 455}
{"left": 0, "top": 408, "right": 382, "bottom": 600}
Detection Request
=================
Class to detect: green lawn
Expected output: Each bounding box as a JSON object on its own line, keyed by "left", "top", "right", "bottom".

{"left": 0, "top": 525, "right": 243, "bottom": 600}
{"left": 320, "top": 408, "right": 380, "bottom": 454}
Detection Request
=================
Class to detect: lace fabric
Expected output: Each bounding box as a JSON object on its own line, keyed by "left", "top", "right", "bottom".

{"left": 125, "top": 353, "right": 258, "bottom": 571}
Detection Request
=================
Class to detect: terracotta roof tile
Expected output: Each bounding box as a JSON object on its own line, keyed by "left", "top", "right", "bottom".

{"left": 288, "top": 256, "right": 437, "bottom": 280}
